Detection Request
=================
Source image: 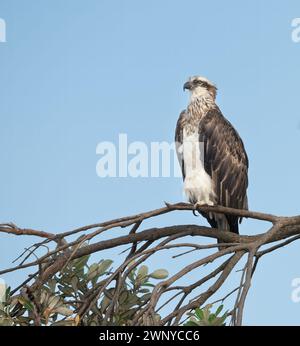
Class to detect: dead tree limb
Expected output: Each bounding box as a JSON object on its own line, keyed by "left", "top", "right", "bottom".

{"left": 1, "top": 202, "right": 299, "bottom": 326}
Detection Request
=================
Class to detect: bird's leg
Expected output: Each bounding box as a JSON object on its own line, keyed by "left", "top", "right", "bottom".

{"left": 192, "top": 201, "right": 204, "bottom": 216}
{"left": 193, "top": 200, "right": 214, "bottom": 215}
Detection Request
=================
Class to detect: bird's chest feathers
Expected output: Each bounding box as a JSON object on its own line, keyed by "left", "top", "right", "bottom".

{"left": 181, "top": 126, "right": 214, "bottom": 205}
{"left": 182, "top": 130, "right": 202, "bottom": 171}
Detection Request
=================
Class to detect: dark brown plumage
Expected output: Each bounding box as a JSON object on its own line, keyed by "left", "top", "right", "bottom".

{"left": 175, "top": 76, "right": 249, "bottom": 234}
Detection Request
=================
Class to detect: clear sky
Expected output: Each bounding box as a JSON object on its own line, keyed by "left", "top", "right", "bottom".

{"left": 0, "top": 0, "right": 300, "bottom": 325}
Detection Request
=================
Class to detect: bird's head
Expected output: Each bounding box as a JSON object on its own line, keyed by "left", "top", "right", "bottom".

{"left": 183, "top": 76, "right": 217, "bottom": 101}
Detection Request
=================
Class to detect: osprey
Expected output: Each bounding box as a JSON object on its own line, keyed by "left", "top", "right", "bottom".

{"left": 175, "top": 76, "right": 249, "bottom": 234}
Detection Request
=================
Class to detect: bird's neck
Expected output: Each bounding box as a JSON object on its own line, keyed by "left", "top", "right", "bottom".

{"left": 190, "top": 87, "right": 213, "bottom": 102}
{"left": 188, "top": 92, "right": 216, "bottom": 117}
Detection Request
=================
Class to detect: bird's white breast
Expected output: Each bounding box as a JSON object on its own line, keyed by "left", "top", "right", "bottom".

{"left": 182, "top": 128, "right": 215, "bottom": 205}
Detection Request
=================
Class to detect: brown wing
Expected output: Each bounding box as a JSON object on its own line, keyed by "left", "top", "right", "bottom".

{"left": 199, "top": 107, "right": 249, "bottom": 216}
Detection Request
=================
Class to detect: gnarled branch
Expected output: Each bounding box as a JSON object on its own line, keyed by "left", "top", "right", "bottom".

{"left": 1, "top": 202, "right": 299, "bottom": 326}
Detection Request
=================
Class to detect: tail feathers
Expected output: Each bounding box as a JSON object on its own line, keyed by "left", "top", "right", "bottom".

{"left": 217, "top": 215, "right": 239, "bottom": 234}
{"left": 202, "top": 212, "right": 239, "bottom": 234}
{"left": 201, "top": 212, "right": 239, "bottom": 250}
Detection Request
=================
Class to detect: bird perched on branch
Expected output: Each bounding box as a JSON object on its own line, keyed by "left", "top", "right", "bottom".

{"left": 175, "top": 76, "right": 249, "bottom": 235}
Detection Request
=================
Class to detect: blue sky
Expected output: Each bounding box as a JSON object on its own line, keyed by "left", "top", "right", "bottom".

{"left": 0, "top": 0, "right": 300, "bottom": 325}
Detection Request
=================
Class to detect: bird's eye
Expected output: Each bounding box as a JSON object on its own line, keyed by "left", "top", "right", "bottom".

{"left": 195, "top": 80, "right": 204, "bottom": 86}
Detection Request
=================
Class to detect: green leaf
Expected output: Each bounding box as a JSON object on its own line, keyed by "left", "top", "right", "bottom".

{"left": 140, "top": 293, "right": 151, "bottom": 302}
{"left": 119, "top": 291, "right": 129, "bottom": 305}
{"left": 215, "top": 304, "right": 223, "bottom": 316}
{"left": 120, "top": 308, "right": 136, "bottom": 320}
{"left": 184, "top": 320, "right": 199, "bottom": 327}
{"left": 138, "top": 289, "right": 149, "bottom": 294}
{"left": 59, "top": 286, "right": 73, "bottom": 296}
{"left": 97, "top": 260, "right": 113, "bottom": 276}
{"left": 149, "top": 269, "right": 169, "bottom": 280}
{"left": 195, "top": 308, "right": 204, "bottom": 320}
{"left": 128, "top": 266, "right": 137, "bottom": 282}
{"left": 48, "top": 296, "right": 61, "bottom": 310}
{"left": 0, "top": 316, "right": 14, "bottom": 326}
{"left": 54, "top": 306, "right": 73, "bottom": 317}
{"left": 47, "top": 279, "right": 57, "bottom": 293}
{"left": 87, "top": 260, "right": 113, "bottom": 282}
{"left": 126, "top": 294, "right": 140, "bottom": 307}
{"left": 100, "top": 296, "right": 111, "bottom": 312}
{"left": 86, "top": 263, "right": 99, "bottom": 281}
{"left": 220, "top": 311, "right": 229, "bottom": 324}
{"left": 5, "top": 286, "right": 11, "bottom": 300}
{"left": 208, "top": 313, "right": 216, "bottom": 322}
{"left": 40, "top": 290, "right": 49, "bottom": 305}
{"left": 202, "top": 304, "right": 213, "bottom": 320}
{"left": 137, "top": 265, "right": 148, "bottom": 280}
{"left": 71, "top": 276, "right": 79, "bottom": 292}
{"left": 19, "top": 299, "right": 34, "bottom": 312}
{"left": 141, "top": 283, "right": 155, "bottom": 288}
{"left": 74, "top": 255, "right": 90, "bottom": 271}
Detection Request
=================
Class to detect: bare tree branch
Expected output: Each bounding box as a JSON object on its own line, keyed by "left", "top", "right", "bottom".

{"left": 1, "top": 202, "right": 300, "bottom": 326}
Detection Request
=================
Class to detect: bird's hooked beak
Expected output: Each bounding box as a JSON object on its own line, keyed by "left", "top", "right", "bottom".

{"left": 183, "top": 81, "right": 192, "bottom": 91}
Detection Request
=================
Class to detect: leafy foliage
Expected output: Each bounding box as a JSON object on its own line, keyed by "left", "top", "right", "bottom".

{"left": 0, "top": 237, "right": 229, "bottom": 327}
{"left": 184, "top": 304, "right": 228, "bottom": 326}
{"left": 0, "top": 254, "right": 169, "bottom": 326}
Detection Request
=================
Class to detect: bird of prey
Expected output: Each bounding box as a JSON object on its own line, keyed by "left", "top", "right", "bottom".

{"left": 175, "top": 76, "right": 249, "bottom": 234}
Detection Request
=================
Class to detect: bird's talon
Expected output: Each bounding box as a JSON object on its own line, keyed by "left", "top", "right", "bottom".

{"left": 192, "top": 203, "right": 202, "bottom": 216}
{"left": 192, "top": 210, "right": 199, "bottom": 217}
{"left": 193, "top": 202, "right": 203, "bottom": 210}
